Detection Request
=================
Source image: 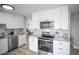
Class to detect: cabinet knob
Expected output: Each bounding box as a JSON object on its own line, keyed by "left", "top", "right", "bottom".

{"left": 59, "top": 48, "right": 63, "bottom": 50}
{"left": 59, "top": 43, "right": 63, "bottom": 44}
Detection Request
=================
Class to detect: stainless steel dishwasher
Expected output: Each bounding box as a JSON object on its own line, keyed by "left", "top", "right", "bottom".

{"left": 8, "top": 36, "right": 18, "bottom": 51}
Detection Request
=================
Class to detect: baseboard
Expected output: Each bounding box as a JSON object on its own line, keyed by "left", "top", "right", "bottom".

{"left": 73, "top": 45, "right": 79, "bottom": 49}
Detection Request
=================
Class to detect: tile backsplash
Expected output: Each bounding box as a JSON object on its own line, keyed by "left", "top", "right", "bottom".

{"left": 55, "top": 30, "right": 69, "bottom": 39}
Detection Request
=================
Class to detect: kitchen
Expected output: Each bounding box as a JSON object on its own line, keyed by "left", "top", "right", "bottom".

{"left": 0, "top": 4, "right": 78, "bottom": 55}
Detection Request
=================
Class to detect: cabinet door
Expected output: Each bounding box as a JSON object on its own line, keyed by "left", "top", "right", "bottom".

{"left": 32, "top": 37, "right": 38, "bottom": 53}
{"left": 18, "top": 16, "right": 24, "bottom": 28}
{"left": 0, "top": 12, "right": 6, "bottom": 24}
{"left": 30, "top": 13, "right": 40, "bottom": 29}
{"left": 0, "top": 38, "right": 8, "bottom": 54}
{"left": 18, "top": 34, "right": 26, "bottom": 47}
{"left": 40, "top": 11, "right": 46, "bottom": 21}
{"left": 15, "top": 15, "right": 24, "bottom": 28}
{"left": 60, "top": 6, "right": 69, "bottom": 30}
{"left": 54, "top": 8, "right": 61, "bottom": 29}
{"left": 29, "top": 36, "right": 38, "bottom": 53}
{"left": 40, "top": 9, "right": 54, "bottom": 21}
{"left": 6, "top": 14, "right": 17, "bottom": 29}
{"left": 29, "top": 37, "right": 33, "bottom": 51}
{"left": 6, "top": 15, "right": 12, "bottom": 28}
{"left": 6, "top": 14, "right": 24, "bottom": 29}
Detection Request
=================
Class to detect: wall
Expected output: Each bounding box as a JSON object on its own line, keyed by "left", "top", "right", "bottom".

{"left": 71, "top": 12, "right": 79, "bottom": 49}
{"left": 24, "top": 16, "right": 32, "bottom": 48}
{"left": 24, "top": 16, "right": 27, "bottom": 32}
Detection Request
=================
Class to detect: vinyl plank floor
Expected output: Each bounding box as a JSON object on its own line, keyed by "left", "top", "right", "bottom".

{"left": 6, "top": 45, "right": 79, "bottom": 55}
{"left": 70, "top": 47, "right": 79, "bottom": 55}
{"left": 6, "top": 45, "right": 37, "bottom": 55}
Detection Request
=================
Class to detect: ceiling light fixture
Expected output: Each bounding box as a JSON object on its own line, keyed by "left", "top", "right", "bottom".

{"left": 1, "top": 4, "right": 14, "bottom": 10}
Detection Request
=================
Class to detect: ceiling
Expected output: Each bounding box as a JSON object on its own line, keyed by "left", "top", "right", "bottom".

{"left": 0, "top": 4, "right": 79, "bottom": 16}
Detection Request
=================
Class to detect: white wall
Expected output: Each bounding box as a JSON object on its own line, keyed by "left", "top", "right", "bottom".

{"left": 24, "top": 16, "right": 32, "bottom": 48}
{"left": 71, "top": 12, "right": 79, "bottom": 49}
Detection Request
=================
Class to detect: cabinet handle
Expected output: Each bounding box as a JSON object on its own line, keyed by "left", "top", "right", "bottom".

{"left": 59, "top": 43, "right": 63, "bottom": 44}
{"left": 59, "top": 48, "right": 63, "bottom": 50}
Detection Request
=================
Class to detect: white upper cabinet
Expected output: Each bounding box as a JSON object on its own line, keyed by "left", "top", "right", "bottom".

{"left": 6, "top": 14, "right": 15, "bottom": 28}
{"left": 15, "top": 15, "right": 24, "bottom": 28}
{"left": 40, "top": 9, "right": 54, "bottom": 21}
{"left": 54, "top": 6, "right": 69, "bottom": 30}
{"left": 60, "top": 6, "right": 69, "bottom": 30}
{"left": 30, "top": 12, "right": 40, "bottom": 29}
{"left": 0, "top": 12, "right": 24, "bottom": 29}
{"left": 0, "top": 12, "right": 8, "bottom": 24}
{"left": 30, "top": 6, "right": 70, "bottom": 30}
{"left": 54, "top": 8, "right": 61, "bottom": 29}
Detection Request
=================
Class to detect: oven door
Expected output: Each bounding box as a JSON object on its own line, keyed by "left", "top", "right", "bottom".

{"left": 38, "top": 39, "right": 53, "bottom": 53}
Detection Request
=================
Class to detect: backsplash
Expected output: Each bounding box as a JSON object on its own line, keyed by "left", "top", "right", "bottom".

{"left": 14, "top": 29, "right": 24, "bottom": 35}
{"left": 5, "top": 29, "right": 24, "bottom": 36}
{"left": 55, "top": 30, "right": 69, "bottom": 39}
{"left": 29, "top": 29, "right": 42, "bottom": 37}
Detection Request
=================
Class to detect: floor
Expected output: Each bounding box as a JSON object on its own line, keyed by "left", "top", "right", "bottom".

{"left": 70, "top": 46, "right": 79, "bottom": 55}
{"left": 5, "top": 45, "right": 79, "bottom": 55}
{"left": 6, "top": 45, "right": 37, "bottom": 55}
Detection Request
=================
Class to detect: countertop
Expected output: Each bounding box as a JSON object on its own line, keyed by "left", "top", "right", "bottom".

{"left": 5, "top": 35, "right": 18, "bottom": 38}
{"left": 0, "top": 37, "right": 7, "bottom": 40}
{"left": 4, "top": 33, "right": 26, "bottom": 38}
{"left": 29, "top": 34, "right": 40, "bottom": 38}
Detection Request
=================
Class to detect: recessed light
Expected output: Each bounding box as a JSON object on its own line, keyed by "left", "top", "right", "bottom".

{"left": 1, "top": 4, "right": 14, "bottom": 10}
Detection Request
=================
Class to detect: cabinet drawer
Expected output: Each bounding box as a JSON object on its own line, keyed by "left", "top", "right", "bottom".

{"left": 53, "top": 40, "right": 70, "bottom": 55}
{"left": 53, "top": 40, "right": 68, "bottom": 47}
{"left": 53, "top": 46, "right": 69, "bottom": 55}
{"left": 54, "top": 46, "right": 66, "bottom": 51}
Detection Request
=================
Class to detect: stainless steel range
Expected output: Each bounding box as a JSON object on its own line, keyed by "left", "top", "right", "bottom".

{"left": 38, "top": 31, "right": 54, "bottom": 55}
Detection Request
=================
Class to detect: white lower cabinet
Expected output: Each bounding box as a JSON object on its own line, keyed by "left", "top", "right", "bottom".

{"left": 18, "top": 34, "right": 26, "bottom": 47}
{"left": 53, "top": 39, "right": 70, "bottom": 55}
{"left": 29, "top": 36, "right": 38, "bottom": 53}
{"left": 0, "top": 38, "right": 8, "bottom": 54}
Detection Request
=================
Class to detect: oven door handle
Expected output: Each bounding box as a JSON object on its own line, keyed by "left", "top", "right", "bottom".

{"left": 38, "top": 39, "right": 53, "bottom": 43}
